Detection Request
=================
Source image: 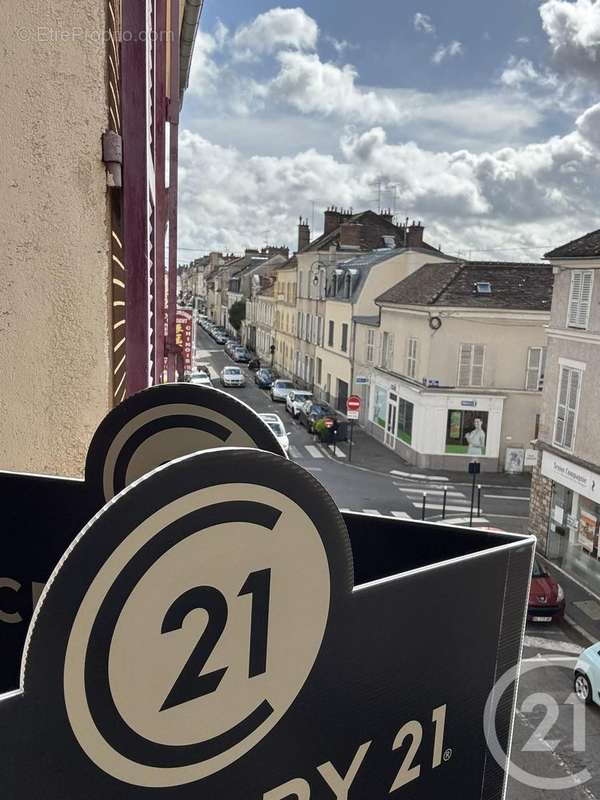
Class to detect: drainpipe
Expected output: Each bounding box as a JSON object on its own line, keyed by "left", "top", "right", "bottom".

{"left": 166, "top": 0, "right": 180, "bottom": 381}
{"left": 179, "top": 0, "right": 204, "bottom": 105}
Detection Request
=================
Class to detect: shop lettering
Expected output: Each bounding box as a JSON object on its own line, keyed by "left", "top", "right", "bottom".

{"left": 263, "top": 705, "right": 448, "bottom": 799}
{"left": 0, "top": 578, "right": 45, "bottom": 624}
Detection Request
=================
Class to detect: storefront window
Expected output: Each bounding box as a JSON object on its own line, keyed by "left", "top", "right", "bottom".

{"left": 445, "top": 410, "right": 488, "bottom": 455}
{"left": 397, "top": 398, "right": 414, "bottom": 444}
{"left": 373, "top": 386, "right": 387, "bottom": 428}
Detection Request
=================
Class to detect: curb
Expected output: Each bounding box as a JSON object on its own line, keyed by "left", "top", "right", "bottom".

{"left": 564, "top": 614, "right": 596, "bottom": 645}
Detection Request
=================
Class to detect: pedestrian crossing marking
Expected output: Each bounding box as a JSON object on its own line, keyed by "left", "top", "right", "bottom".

{"left": 413, "top": 502, "right": 475, "bottom": 513}
{"left": 362, "top": 509, "right": 382, "bottom": 516}
{"left": 289, "top": 445, "right": 302, "bottom": 459}
{"left": 305, "top": 445, "right": 324, "bottom": 459}
{"left": 398, "top": 488, "right": 465, "bottom": 498}
{"left": 390, "top": 470, "right": 449, "bottom": 482}
{"left": 391, "top": 511, "right": 412, "bottom": 519}
{"left": 328, "top": 445, "right": 346, "bottom": 458}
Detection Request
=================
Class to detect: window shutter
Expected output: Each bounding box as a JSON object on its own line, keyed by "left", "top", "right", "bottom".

{"left": 458, "top": 344, "right": 472, "bottom": 387}
{"left": 568, "top": 271, "right": 593, "bottom": 329}
{"left": 579, "top": 271, "right": 593, "bottom": 328}
{"left": 554, "top": 367, "right": 569, "bottom": 445}
{"left": 471, "top": 345, "right": 485, "bottom": 386}
{"left": 564, "top": 369, "right": 580, "bottom": 448}
{"left": 526, "top": 347, "right": 542, "bottom": 391}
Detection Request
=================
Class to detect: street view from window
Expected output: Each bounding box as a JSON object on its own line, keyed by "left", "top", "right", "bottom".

{"left": 2, "top": 1, "right": 600, "bottom": 798}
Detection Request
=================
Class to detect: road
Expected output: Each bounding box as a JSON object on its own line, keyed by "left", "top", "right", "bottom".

{"left": 196, "top": 325, "right": 600, "bottom": 797}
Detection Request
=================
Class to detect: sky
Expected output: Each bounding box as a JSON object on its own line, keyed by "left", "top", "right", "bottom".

{"left": 178, "top": 0, "right": 600, "bottom": 261}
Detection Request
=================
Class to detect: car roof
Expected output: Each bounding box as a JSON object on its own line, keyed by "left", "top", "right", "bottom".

{"left": 259, "top": 413, "right": 283, "bottom": 424}
{"left": 223, "top": 366, "right": 241, "bottom": 371}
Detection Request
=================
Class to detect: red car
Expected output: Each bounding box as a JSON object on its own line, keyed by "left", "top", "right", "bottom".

{"left": 528, "top": 559, "right": 565, "bottom": 622}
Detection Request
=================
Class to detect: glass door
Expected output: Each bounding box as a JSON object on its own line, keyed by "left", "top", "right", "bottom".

{"left": 385, "top": 392, "right": 398, "bottom": 448}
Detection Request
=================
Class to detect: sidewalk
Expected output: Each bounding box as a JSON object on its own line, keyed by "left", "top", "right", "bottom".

{"left": 334, "top": 424, "right": 532, "bottom": 488}
{"left": 540, "top": 554, "right": 600, "bottom": 644}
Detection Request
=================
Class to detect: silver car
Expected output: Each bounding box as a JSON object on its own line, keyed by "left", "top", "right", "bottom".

{"left": 220, "top": 366, "right": 245, "bottom": 387}
{"left": 270, "top": 379, "right": 295, "bottom": 402}
{"left": 574, "top": 643, "right": 600, "bottom": 705}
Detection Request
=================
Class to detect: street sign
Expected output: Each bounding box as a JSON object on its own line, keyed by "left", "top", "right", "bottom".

{"left": 347, "top": 409, "right": 359, "bottom": 420}
{"left": 0, "top": 447, "right": 535, "bottom": 799}
{"left": 324, "top": 418, "right": 334, "bottom": 429}
{"left": 347, "top": 395, "right": 361, "bottom": 412}
{"left": 468, "top": 461, "right": 481, "bottom": 475}
{"left": 355, "top": 375, "right": 369, "bottom": 385}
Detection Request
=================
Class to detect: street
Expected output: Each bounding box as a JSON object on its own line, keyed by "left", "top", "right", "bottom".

{"left": 196, "top": 323, "right": 600, "bottom": 798}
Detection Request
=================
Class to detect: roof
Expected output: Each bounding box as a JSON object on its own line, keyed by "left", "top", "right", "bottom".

{"left": 376, "top": 261, "right": 554, "bottom": 311}
{"left": 275, "top": 255, "right": 298, "bottom": 272}
{"left": 328, "top": 247, "right": 456, "bottom": 303}
{"left": 545, "top": 229, "right": 600, "bottom": 259}
{"left": 353, "top": 315, "right": 380, "bottom": 326}
{"left": 304, "top": 210, "right": 440, "bottom": 254}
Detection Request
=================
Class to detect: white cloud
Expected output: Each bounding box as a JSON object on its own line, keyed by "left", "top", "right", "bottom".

{"left": 179, "top": 106, "right": 600, "bottom": 259}
{"left": 516, "top": 36, "right": 531, "bottom": 44}
{"left": 325, "top": 35, "right": 352, "bottom": 54}
{"left": 231, "top": 7, "right": 319, "bottom": 61}
{"left": 414, "top": 13, "right": 435, "bottom": 35}
{"left": 500, "top": 56, "right": 558, "bottom": 89}
{"left": 432, "top": 41, "right": 464, "bottom": 64}
{"left": 270, "top": 51, "right": 402, "bottom": 124}
{"left": 540, "top": 0, "right": 600, "bottom": 80}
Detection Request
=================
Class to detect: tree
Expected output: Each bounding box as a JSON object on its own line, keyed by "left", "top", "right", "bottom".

{"left": 228, "top": 300, "right": 246, "bottom": 332}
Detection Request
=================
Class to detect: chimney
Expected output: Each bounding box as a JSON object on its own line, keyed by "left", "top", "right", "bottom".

{"left": 339, "top": 222, "right": 362, "bottom": 250}
{"left": 297, "top": 217, "right": 310, "bottom": 252}
{"left": 406, "top": 220, "right": 424, "bottom": 248}
{"left": 324, "top": 206, "right": 353, "bottom": 236}
{"left": 380, "top": 208, "right": 394, "bottom": 223}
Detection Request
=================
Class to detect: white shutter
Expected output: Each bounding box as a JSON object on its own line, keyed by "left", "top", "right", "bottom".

{"left": 526, "top": 347, "right": 542, "bottom": 391}
{"left": 554, "top": 366, "right": 581, "bottom": 449}
{"left": 407, "top": 338, "right": 418, "bottom": 378}
{"left": 564, "top": 369, "right": 581, "bottom": 448}
{"left": 568, "top": 270, "right": 593, "bottom": 329}
{"left": 471, "top": 344, "right": 485, "bottom": 386}
{"left": 458, "top": 344, "right": 472, "bottom": 387}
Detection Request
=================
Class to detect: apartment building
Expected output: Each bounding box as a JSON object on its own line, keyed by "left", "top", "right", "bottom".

{"left": 354, "top": 262, "right": 553, "bottom": 472}
{"left": 249, "top": 281, "right": 276, "bottom": 363}
{"left": 0, "top": 0, "right": 201, "bottom": 476}
{"left": 529, "top": 229, "right": 600, "bottom": 595}
{"left": 273, "top": 260, "right": 298, "bottom": 377}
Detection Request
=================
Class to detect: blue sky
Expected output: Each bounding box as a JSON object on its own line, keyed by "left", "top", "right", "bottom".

{"left": 178, "top": 1, "right": 600, "bottom": 259}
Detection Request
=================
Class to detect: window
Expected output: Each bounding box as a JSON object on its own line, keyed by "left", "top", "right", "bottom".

{"left": 326, "top": 373, "right": 331, "bottom": 401}
{"left": 296, "top": 311, "right": 301, "bottom": 337}
{"left": 328, "top": 320, "right": 334, "bottom": 347}
{"left": 457, "top": 344, "right": 485, "bottom": 387}
{"left": 306, "top": 314, "right": 312, "bottom": 342}
{"left": 298, "top": 271, "right": 304, "bottom": 297}
{"left": 397, "top": 399, "right": 414, "bottom": 444}
{"left": 554, "top": 366, "right": 582, "bottom": 450}
{"left": 567, "top": 270, "right": 593, "bottom": 329}
{"left": 525, "top": 347, "right": 546, "bottom": 391}
{"left": 316, "top": 357, "right": 322, "bottom": 384}
{"left": 406, "top": 338, "right": 418, "bottom": 379}
{"left": 341, "top": 323, "right": 349, "bottom": 352}
{"left": 475, "top": 281, "right": 492, "bottom": 295}
{"left": 381, "top": 332, "right": 394, "bottom": 369}
{"left": 366, "top": 329, "right": 377, "bottom": 363}
{"left": 373, "top": 386, "right": 387, "bottom": 427}
{"left": 446, "top": 411, "right": 489, "bottom": 455}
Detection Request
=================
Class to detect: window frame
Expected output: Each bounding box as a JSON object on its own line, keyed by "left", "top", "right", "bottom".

{"left": 457, "top": 343, "right": 485, "bottom": 387}
{"left": 406, "top": 337, "right": 418, "bottom": 379}
{"left": 553, "top": 365, "right": 583, "bottom": 452}
{"left": 525, "top": 346, "right": 546, "bottom": 391}
{"left": 567, "top": 270, "right": 594, "bottom": 330}
{"left": 341, "top": 323, "right": 349, "bottom": 353}
{"left": 328, "top": 320, "right": 335, "bottom": 348}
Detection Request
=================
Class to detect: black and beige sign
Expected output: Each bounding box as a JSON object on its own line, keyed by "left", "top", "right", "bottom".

{"left": 0, "top": 384, "right": 285, "bottom": 693}
{"left": 1, "top": 446, "right": 534, "bottom": 798}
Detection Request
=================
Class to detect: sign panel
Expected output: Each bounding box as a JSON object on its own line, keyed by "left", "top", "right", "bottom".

{"left": 524, "top": 448, "right": 538, "bottom": 468}
{"left": 347, "top": 409, "right": 359, "bottom": 420}
{"left": 579, "top": 510, "right": 598, "bottom": 554}
{"left": 176, "top": 308, "right": 193, "bottom": 373}
{"left": 355, "top": 376, "right": 369, "bottom": 385}
{"left": 504, "top": 448, "right": 524, "bottom": 475}
{"left": 0, "top": 384, "right": 286, "bottom": 694}
{"left": 347, "top": 395, "right": 361, "bottom": 413}
{"left": 541, "top": 451, "right": 600, "bottom": 504}
{"left": 0, "top": 447, "right": 534, "bottom": 800}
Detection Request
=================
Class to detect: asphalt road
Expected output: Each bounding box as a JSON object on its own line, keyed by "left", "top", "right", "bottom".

{"left": 196, "top": 325, "right": 600, "bottom": 797}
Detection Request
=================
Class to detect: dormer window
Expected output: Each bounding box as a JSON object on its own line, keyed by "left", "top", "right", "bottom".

{"left": 475, "top": 281, "right": 492, "bottom": 295}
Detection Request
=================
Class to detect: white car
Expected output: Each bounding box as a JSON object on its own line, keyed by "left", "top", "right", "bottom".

{"left": 220, "top": 366, "right": 245, "bottom": 387}
{"left": 286, "top": 390, "right": 313, "bottom": 418}
{"left": 190, "top": 371, "right": 212, "bottom": 387}
{"left": 259, "top": 413, "right": 289, "bottom": 456}
{"left": 270, "top": 379, "right": 295, "bottom": 402}
{"left": 574, "top": 644, "right": 600, "bottom": 705}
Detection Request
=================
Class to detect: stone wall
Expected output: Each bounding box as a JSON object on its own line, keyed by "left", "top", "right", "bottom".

{"left": 528, "top": 464, "right": 553, "bottom": 552}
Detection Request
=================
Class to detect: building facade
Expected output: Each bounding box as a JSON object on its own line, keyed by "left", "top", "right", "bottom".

{"left": 529, "top": 229, "right": 600, "bottom": 595}
{"left": 273, "top": 261, "right": 298, "bottom": 377}
{"left": 0, "top": 0, "right": 201, "bottom": 476}
{"left": 356, "top": 261, "right": 553, "bottom": 472}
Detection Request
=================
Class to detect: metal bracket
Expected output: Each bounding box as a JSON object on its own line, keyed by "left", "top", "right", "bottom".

{"left": 102, "top": 130, "right": 123, "bottom": 187}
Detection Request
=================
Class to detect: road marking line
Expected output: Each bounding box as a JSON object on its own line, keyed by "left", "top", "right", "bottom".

{"left": 442, "top": 517, "right": 489, "bottom": 526}
{"left": 305, "top": 445, "right": 324, "bottom": 459}
{"left": 339, "top": 508, "right": 353, "bottom": 513}
{"left": 289, "top": 446, "right": 302, "bottom": 459}
{"left": 484, "top": 494, "right": 530, "bottom": 501}
{"left": 328, "top": 445, "right": 347, "bottom": 458}
{"left": 398, "top": 488, "right": 465, "bottom": 498}
{"left": 362, "top": 509, "right": 383, "bottom": 515}
{"left": 304, "top": 467, "right": 323, "bottom": 472}
{"left": 522, "top": 635, "right": 583, "bottom": 655}
{"left": 521, "top": 656, "right": 577, "bottom": 664}
{"left": 484, "top": 512, "right": 529, "bottom": 520}
{"left": 390, "top": 470, "right": 449, "bottom": 482}
{"left": 391, "top": 511, "right": 412, "bottom": 519}
{"left": 413, "top": 502, "right": 472, "bottom": 512}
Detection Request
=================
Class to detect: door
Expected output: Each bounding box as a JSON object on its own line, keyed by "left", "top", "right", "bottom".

{"left": 337, "top": 379, "right": 349, "bottom": 412}
{"left": 385, "top": 392, "right": 398, "bottom": 448}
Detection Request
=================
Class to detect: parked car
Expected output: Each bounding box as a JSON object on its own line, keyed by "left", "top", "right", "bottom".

{"left": 574, "top": 644, "right": 600, "bottom": 705}
{"left": 286, "top": 390, "right": 313, "bottom": 418}
{"left": 189, "top": 371, "right": 212, "bottom": 387}
{"left": 232, "top": 346, "right": 251, "bottom": 363}
{"left": 528, "top": 559, "right": 565, "bottom": 622}
{"left": 220, "top": 366, "right": 245, "bottom": 387}
{"left": 270, "top": 379, "right": 295, "bottom": 402}
{"left": 248, "top": 357, "right": 261, "bottom": 371}
{"left": 224, "top": 339, "right": 240, "bottom": 356}
{"left": 258, "top": 413, "right": 290, "bottom": 456}
{"left": 213, "top": 332, "right": 228, "bottom": 345}
{"left": 255, "top": 368, "right": 276, "bottom": 389}
{"left": 298, "top": 400, "right": 335, "bottom": 433}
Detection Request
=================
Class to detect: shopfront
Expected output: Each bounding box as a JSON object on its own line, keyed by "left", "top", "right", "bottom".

{"left": 542, "top": 451, "right": 600, "bottom": 596}
{"left": 370, "top": 381, "right": 415, "bottom": 458}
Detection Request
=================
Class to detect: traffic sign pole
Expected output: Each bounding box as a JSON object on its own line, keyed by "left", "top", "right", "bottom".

{"left": 346, "top": 396, "right": 361, "bottom": 464}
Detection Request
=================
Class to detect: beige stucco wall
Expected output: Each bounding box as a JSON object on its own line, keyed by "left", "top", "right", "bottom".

{"left": 0, "top": 2, "right": 112, "bottom": 477}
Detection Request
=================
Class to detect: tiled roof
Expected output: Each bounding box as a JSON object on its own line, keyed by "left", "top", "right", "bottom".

{"left": 545, "top": 229, "right": 600, "bottom": 259}
{"left": 376, "top": 261, "right": 554, "bottom": 311}
{"left": 304, "top": 210, "right": 440, "bottom": 253}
